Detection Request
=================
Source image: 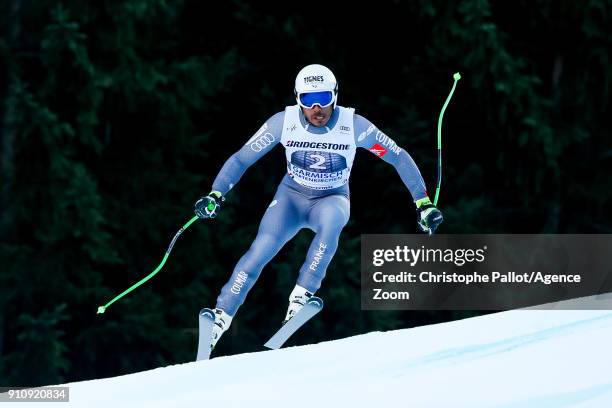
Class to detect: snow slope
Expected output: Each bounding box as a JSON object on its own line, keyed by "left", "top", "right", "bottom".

{"left": 6, "top": 302, "right": 612, "bottom": 407}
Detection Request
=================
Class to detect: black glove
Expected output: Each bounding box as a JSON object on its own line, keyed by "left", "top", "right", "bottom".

{"left": 195, "top": 191, "right": 224, "bottom": 219}
{"left": 416, "top": 197, "right": 443, "bottom": 234}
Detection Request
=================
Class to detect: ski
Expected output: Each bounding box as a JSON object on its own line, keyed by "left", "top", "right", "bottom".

{"left": 196, "top": 308, "right": 215, "bottom": 361}
{"left": 264, "top": 296, "right": 324, "bottom": 350}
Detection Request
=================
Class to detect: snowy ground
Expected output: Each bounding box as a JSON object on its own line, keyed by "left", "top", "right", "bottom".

{"left": 4, "top": 296, "right": 612, "bottom": 407}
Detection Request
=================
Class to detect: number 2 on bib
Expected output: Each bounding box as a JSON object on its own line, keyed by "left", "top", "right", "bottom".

{"left": 309, "top": 154, "right": 327, "bottom": 170}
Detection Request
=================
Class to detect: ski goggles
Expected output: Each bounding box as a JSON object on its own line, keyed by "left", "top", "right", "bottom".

{"left": 297, "top": 91, "right": 335, "bottom": 109}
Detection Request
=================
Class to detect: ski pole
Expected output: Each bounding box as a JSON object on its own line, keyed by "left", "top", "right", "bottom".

{"left": 433, "top": 72, "right": 461, "bottom": 207}
{"left": 97, "top": 215, "right": 200, "bottom": 314}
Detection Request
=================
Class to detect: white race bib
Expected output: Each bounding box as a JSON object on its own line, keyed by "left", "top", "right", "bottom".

{"left": 280, "top": 106, "right": 356, "bottom": 190}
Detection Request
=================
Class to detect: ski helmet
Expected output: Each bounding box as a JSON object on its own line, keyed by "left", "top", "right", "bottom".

{"left": 294, "top": 64, "right": 338, "bottom": 109}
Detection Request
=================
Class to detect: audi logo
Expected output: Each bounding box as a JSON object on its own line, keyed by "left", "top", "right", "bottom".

{"left": 250, "top": 133, "right": 275, "bottom": 152}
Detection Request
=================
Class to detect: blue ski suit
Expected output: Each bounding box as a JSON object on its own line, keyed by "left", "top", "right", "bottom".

{"left": 212, "top": 105, "right": 428, "bottom": 315}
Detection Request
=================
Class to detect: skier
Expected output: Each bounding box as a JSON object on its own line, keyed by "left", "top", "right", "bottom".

{"left": 194, "top": 64, "right": 443, "bottom": 351}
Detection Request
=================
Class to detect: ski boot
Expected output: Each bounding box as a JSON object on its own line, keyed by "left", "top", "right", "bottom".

{"left": 211, "top": 308, "right": 233, "bottom": 350}
{"left": 283, "top": 285, "right": 313, "bottom": 325}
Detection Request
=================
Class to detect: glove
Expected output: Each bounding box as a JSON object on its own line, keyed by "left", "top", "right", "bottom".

{"left": 416, "top": 197, "right": 443, "bottom": 234}
{"left": 195, "top": 191, "right": 225, "bottom": 219}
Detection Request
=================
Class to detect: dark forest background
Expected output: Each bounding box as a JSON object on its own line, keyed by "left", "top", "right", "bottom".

{"left": 1, "top": 0, "right": 611, "bottom": 387}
